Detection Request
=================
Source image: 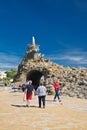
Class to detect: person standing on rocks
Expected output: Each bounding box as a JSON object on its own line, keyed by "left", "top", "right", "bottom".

{"left": 53, "top": 79, "right": 61, "bottom": 102}
{"left": 36, "top": 82, "right": 46, "bottom": 108}
{"left": 23, "top": 80, "right": 34, "bottom": 107}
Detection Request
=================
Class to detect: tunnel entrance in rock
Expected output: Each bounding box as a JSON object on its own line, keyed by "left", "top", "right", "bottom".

{"left": 26, "top": 70, "right": 43, "bottom": 90}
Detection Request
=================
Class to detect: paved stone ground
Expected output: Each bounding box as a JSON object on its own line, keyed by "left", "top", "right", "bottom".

{"left": 0, "top": 88, "right": 87, "bottom": 130}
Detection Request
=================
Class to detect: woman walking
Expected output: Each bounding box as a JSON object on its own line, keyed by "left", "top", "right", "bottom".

{"left": 53, "top": 79, "right": 61, "bottom": 102}
{"left": 36, "top": 82, "right": 46, "bottom": 108}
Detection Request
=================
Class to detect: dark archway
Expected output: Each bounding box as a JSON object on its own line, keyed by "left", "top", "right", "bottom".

{"left": 26, "top": 70, "right": 43, "bottom": 90}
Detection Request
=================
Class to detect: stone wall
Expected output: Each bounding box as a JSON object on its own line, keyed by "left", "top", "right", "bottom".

{"left": 14, "top": 42, "right": 87, "bottom": 99}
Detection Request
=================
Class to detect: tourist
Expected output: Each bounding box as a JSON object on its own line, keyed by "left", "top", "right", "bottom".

{"left": 36, "top": 82, "right": 46, "bottom": 108}
{"left": 23, "top": 80, "right": 34, "bottom": 107}
{"left": 53, "top": 79, "right": 61, "bottom": 102}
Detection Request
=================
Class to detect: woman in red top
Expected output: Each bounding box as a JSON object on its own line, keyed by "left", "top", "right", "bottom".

{"left": 53, "top": 79, "right": 61, "bottom": 102}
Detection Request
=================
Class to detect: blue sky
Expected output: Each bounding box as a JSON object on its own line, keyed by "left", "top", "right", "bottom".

{"left": 0, "top": 0, "right": 87, "bottom": 70}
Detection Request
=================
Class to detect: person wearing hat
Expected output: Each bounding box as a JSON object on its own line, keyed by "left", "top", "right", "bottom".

{"left": 23, "top": 80, "right": 34, "bottom": 107}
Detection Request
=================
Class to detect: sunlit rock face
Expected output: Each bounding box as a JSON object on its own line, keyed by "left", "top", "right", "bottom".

{"left": 14, "top": 37, "right": 87, "bottom": 99}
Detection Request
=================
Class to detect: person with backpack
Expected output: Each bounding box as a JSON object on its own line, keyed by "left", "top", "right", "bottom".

{"left": 23, "top": 80, "right": 34, "bottom": 107}
{"left": 53, "top": 79, "right": 61, "bottom": 102}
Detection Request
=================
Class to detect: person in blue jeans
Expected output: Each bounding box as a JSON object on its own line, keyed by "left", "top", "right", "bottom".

{"left": 53, "top": 79, "right": 61, "bottom": 102}
{"left": 36, "top": 82, "right": 46, "bottom": 108}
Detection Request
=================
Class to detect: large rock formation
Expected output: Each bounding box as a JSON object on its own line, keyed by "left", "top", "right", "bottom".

{"left": 14, "top": 37, "right": 87, "bottom": 99}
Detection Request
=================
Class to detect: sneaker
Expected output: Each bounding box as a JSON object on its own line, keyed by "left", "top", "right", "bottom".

{"left": 26, "top": 104, "right": 30, "bottom": 107}
{"left": 43, "top": 106, "right": 45, "bottom": 108}
{"left": 53, "top": 99, "right": 56, "bottom": 102}
{"left": 59, "top": 99, "right": 61, "bottom": 102}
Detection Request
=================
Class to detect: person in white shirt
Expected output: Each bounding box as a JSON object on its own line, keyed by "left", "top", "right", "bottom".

{"left": 36, "top": 82, "right": 46, "bottom": 108}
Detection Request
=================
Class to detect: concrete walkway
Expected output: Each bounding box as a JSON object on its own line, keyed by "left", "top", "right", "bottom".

{"left": 0, "top": 89, "right": 87, "bottom": 130}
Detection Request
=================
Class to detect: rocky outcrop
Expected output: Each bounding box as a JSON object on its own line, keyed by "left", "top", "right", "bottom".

{"left": 14, "top": 37, "right": 87, "bottom": 99}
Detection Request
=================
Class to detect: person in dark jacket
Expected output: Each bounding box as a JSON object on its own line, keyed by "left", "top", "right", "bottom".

{"left": 23, "top": 80, "right": 34, "bottom": 107}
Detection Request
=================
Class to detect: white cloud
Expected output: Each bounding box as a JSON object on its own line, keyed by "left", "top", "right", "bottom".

{"left": 0, "top": 52, "right": 21, "bottom": 70}
{"left": 46, "top": 49, "right": 87, "bottom": 66}
{"left": 0, "top": 48, "right": 87, "bottom": 70}
{"left": 0, "top": 63, "right": 18, "bottom": 69}
{"left": 50, "top": 55, "right": 83, "bottom": 62}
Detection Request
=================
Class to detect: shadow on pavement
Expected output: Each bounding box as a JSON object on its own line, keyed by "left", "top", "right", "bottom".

{"left": 11, "top": 104, "right": 38, "bottom": 108}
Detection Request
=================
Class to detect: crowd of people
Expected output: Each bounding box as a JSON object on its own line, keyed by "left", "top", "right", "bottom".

{"left": 22, "top": 79, "right": 61, "bottom": 108}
